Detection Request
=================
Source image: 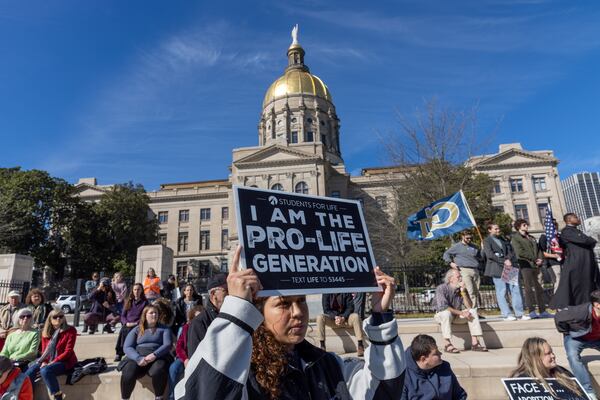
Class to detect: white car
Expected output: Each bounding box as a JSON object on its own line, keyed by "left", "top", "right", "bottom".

{"left": 55, "top": 295, "right": 87, "bottom": 314}
{"left": 416, "top": 289, "right": 436, "bottom": 304}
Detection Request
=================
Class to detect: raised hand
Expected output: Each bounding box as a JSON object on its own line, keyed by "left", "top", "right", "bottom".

{"left": 370, "top": 267, "right": 396, "bottom": 313}
{"left": 227, "top": 245, "right": 263, "bottom": 302}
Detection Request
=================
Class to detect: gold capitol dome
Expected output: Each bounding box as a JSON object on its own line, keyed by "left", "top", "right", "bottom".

{"left": 262, "top": 25, "right": 332, "bottom": 107}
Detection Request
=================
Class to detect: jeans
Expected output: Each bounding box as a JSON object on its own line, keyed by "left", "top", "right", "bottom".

{"left": 26, "top": 362, "right": 68, "bottom": 395}
{"left": 492, "top": 277, "right": 524, "bottom": 317}
{"left": 168, "top": 359, "right": 185, "bottom": 400}
{"left": 564, "top": 334, "right": 600, "bottom": 394}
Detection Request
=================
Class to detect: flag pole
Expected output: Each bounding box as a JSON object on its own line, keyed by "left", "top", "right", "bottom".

{"left": 459, "top": 190, "right": 484, "bottom": 246}
{"left": 474, "top": 224, "right": 484, "bottom": 248}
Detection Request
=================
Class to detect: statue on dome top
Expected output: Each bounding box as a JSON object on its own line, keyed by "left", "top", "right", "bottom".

{"left": 291, "top": 24, "right": 299, "bottom": 45}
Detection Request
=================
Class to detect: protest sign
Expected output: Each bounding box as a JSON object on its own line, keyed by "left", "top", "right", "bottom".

{"left": 234, "top": 186, "right": 380, "bottom": 296}
{"left": 502, "top": 377, "right": 590, "bottom": 400}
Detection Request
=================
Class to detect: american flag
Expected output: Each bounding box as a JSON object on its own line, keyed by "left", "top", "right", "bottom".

{"left": 544, "top": 204, "right": 562, "bottom": 259}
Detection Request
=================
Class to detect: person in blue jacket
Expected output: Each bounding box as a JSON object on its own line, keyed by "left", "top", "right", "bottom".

{"left": 401, "top": 334, "right": 467, "bottom": 400}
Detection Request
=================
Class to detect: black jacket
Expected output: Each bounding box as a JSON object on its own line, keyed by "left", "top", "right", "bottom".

{"left": 174, "top": 296, "right": 203, "bottom": 329}
{"left": 186, "top": 301, "right": 219, "bottom": 357}
{"left": 483, "top": 235, "right": 517, "bottom": 278}
{"left": 554, "top": 303, "right": 592, "bottom": 338}
{"left": 551, "top": 226, "right": 600, "bottom": 308}
{"left": 245, "top": 340, "right": 403, "bottom": 400}
{"left": 322, "top": 293, "right": 354, "bottom": 320}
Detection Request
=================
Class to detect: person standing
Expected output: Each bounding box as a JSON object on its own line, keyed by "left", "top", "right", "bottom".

{"left": 511, "top": 219, "right": 551, "bottom": 318}
{"left": 483, "top": 223, "right": 528, "bottom": 321}
{"left": 112, "top": 272, "right": 128, "bottom": 319}
{"left": 144, "top": 268, "right": 163, "bottom": 303}
{"left": 551, "top": 213, "right": 600, "bottom": 309}
{"left": 554, "top": 290, "right": 600, "bottom": 399}
{"left": 442, "top": 231, "right": 483, "bottom": 309}
{"left": 83, "top": 272, "right": 100, "bottom": 334}
{"left": 539, "top": 218, "right": 563, "bottom": 294}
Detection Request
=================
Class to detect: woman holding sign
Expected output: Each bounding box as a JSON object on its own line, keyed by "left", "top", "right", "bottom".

{"left": 509, "top": 337, "right": 584, "bottom": 398}
{"left": 174, "top": 245, "right": 405, "bottom": 400}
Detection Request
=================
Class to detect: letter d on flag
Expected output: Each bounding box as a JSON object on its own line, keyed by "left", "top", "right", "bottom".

{"left": 406, "top": 191, "right": 476, "bottom": 240}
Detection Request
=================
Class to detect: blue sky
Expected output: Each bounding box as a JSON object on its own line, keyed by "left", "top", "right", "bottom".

{"left": 2, "top": 1, "right": 600, "bottom": 191}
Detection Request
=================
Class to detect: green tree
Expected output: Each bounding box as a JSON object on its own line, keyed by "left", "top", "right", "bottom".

{"left": 95, "top": 182, "right": 158, "bottom": 269}
{"left": 368, "top": 99, "right": 511, "bottom": 268}
{"left": 0, "top": 168, "right": 79, "bottom": 278}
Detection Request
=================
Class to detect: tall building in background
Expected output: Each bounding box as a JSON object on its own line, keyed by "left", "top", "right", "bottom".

{"left": 562, "top": 172, "right": 600, "bottom": 231}
{"left": 467, "top": 143, "right": 566, "bottom": 235}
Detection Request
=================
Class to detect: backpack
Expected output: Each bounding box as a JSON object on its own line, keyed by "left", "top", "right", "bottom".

{"left": 66, "top": 357, "right": 107, "bottom": 385}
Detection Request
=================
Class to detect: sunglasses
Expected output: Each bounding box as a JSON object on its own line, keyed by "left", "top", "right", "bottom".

{"left": 19, "top": 315, "right": 32, "bottom": 319}
{"left": 51, "top": 315, "right": 64, "bottom": 320}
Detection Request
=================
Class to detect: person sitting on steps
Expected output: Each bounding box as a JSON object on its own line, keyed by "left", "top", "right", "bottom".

{"left": 433, "top": 269, "right": 487, "bottom": 353}
{"left": 25, "top": 310, "right": 77, "bottom": 400}
{"left": 316, "top": 292, "right": 365, "bottom": 357}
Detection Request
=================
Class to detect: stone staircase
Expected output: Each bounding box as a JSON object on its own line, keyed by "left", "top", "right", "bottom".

{"left": 31, "top": 317, "right": 600, "bottom": 399}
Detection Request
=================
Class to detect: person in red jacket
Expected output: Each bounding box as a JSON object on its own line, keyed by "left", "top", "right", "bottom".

{"left": 0, "top": 355, "right": 33, "bottom": 399}
{"left": 25, "top": 310, "right": 77, "bottom": 400}
{"left": 168, "top": 305, "right": 203, "bottom": 400}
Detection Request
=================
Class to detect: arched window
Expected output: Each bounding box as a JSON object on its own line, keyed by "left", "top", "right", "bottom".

{"left": 295, "top": 182, "right": 309, "bottom": 194}
{"left": 271, "top": 183, "right": 284, "bottom": 191}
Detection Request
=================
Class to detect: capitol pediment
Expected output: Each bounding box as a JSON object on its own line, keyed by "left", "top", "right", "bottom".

{"left": 234, "top": 145, "right": 321, "bottom": 169}
{"left": 473, "top": 149, "right": 556, "bottom": 169}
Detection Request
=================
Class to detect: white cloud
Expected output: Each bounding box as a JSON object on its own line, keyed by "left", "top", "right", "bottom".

{"left": 42, "top": 21, "right": 279, "bottom": 183}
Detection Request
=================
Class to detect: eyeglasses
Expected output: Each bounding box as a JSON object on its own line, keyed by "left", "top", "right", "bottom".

{"left": 51, "top": 315, "right": 64, "bottom": 320}
{"left": 19, "top": 315, "right": 32, "bottom": 319}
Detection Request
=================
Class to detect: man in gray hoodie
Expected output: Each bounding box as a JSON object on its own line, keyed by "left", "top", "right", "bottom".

{"left": 443, "top": 231, "right": 483, "bottom": 308}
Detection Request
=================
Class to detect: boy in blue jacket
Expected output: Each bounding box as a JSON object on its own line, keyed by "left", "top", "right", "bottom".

{"left": 402, "top": 334, "right": 467, "bottom": 400}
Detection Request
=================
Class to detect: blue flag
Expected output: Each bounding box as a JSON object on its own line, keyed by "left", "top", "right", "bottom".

{"left": 407, "top": 191, "right": 476, "bottom": 240}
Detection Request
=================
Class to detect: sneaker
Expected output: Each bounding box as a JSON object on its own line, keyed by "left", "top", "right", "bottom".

{"left": 529, "top": 312, "right": 539, "bottom": 319}
{"left": 504, "top": 315, "right": 517, "bottom": 321}
{"left": 539, "top": 311, "right": 554, "bottom": 318}
{"left": 520, "top": 315, "right": 532, "bottom": 321}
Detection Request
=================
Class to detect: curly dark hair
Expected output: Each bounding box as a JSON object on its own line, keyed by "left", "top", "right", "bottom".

{"left": 250, "top": 297, "right": 289, "bottom": 400}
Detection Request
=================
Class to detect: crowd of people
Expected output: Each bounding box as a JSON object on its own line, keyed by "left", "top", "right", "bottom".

{"left": 0, "top": 211, "right": 597, "bottom": 399}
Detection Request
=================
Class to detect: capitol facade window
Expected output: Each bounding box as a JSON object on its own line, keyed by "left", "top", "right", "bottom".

{"left": 295, "top": 181, "right": 309, "bottom": 194}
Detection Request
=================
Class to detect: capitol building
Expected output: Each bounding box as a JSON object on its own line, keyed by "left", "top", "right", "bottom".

{"left": 76, "top": 32, "right": 567, "bottom": 279}
{"left": 138, "top": 34, "right": 393, "bottom": 278}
